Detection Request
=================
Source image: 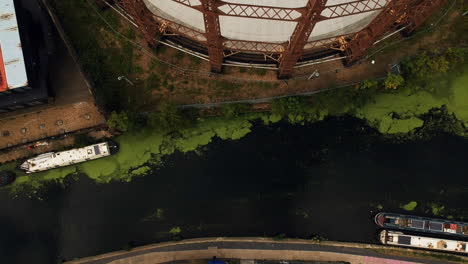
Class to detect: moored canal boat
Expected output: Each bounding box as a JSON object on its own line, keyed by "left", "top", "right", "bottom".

{"left": 375, "top": 212, "right": 468, "bottom": 238}
{"left": 19, "top": 141, "right": 118, "bottom": 174}
{"left": 380, "top": 230, "right": 467, "bottom": 254}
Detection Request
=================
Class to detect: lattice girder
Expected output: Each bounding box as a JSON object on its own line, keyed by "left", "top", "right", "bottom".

{"left": 320, "top": 0, "right": 390, "bottom": 20}
{"left": 168, "top": 0, "right": 391, "bottom": 22}
{"left": 224, "top": 40, "right": 285, "bottom": 53}
{"left": 216, "top": 3, "right": 303, "bottom": 21}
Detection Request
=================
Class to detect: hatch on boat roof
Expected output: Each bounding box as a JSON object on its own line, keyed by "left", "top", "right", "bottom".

{"left": 94, "top": 145, "right": 101, "bottom": 155}
{"left": 398, "top": 235, "right": 411, "bottom": 245}
{"left": 411, "top": 220, "right": 424, "bottom": 229}
{"left": 429, "top": 222, "right": 443, "bottom": 231}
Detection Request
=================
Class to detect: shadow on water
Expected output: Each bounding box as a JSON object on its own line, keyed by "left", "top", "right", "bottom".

{"left": 0, "top": 117, "right": 468, "bottom": 264}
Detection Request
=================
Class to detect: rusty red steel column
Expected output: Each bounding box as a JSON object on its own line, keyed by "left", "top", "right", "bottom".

{"left": 343, "top": 0, "right": 414, "bottom": 65}
{"left": 278, "top": 0, "right": 326, "bottom": 79}
{"left": 200, "top": 0, "right": 224, "bottom": 73}
{"left": 118, "top": 0, "right": 161, "bottom": 47}
{"left": 403, "top": 0, "right": 448, "bottom": 34}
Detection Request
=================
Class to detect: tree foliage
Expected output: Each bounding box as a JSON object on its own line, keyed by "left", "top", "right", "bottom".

{"left": 403, "top": 51, "right": 449, "bottom": 78}
{"left": 401, "top": 48, "right": 468, "bottom": 95}
{"left": 148, "top": 102, "right": 192, "bottom": 132}
{"left": 384, "top": 73, "right": 405, "bottom": 90}
{"left": 107, "top": 111, "right": 129, "bottom": 132}
{"left": 271, "top": 97, "right": 309, "bottom": 117}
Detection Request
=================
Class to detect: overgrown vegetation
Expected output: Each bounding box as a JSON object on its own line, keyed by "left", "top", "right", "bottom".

{"left": 147, "top": 102, "right": 194, "bottom": 133}
{"left": 384, "top": 73, "right": 404, "bottom": 90}
{"left": 401, "top": 48, "right": 467, "bottom": 96}
{"left": 221, "top": 103, "right": 250, "bottom": 118}
{"left": 50, "top": 0, "right": 142, "bottom": 112}
{"left": 107, "top": 111, "right": 130, "bottom": 132}
{"left": 73, "top": 133, "right": 94, "bottom": 148}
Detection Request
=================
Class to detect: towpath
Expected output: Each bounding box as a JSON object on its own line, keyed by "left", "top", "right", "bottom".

{"left": 65, "top": 237, "right": 466, "bottom": 264}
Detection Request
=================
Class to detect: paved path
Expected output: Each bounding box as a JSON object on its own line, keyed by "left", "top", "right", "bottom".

{"left": 65, "top": 238, "right": 466, "bottom": 264}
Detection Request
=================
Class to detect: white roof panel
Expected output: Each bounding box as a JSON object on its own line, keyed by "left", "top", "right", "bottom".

{"left": 0, "top": 0, "right": 29, "bottom": 91}
{"left": 220, "top": 16, "right": 296, "bottom": 43}
{"left": 144, "top": 0, "right": 205, "bottom": 33}
{"left": 309, "top": 10, "right": 381, "bottom": 42}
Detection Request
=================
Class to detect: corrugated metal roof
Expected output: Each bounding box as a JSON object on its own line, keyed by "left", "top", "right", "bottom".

{"left": 0, "top": 0, "right": 29, "bottom": 91}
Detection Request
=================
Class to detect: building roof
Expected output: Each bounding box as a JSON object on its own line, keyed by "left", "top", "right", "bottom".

{"left": 0, "top": 0, "right": 29, "bottom": 92}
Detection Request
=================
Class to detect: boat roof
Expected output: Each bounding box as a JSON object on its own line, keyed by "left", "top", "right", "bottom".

{"left": 387, "top": 231, "right": 467, "bottom": 252}
{"left": 0, "top": 0, "right": 29, "bottom": 92}
{"left": 380, "top": 212, "right": 468, "bottom": 225}
{"left": 24, "top": 143, "right": 110, "bottom": 171}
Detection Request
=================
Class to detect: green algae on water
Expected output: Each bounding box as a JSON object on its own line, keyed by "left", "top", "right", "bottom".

{"left": 130, "top": 166, "right": 151, "bottom": 176}
{"left": 447, "top": 68, "right": 468, "bottom": 128}
{"left": 142, "top": 208, "right": 164, "bottom": 222}
{"left": 430, "top": 203, "right": 445, "bottom": 216}
{"left": 169, "top": 226, "right": 181, "bottom": 235}
{"left": 5, "top": 113, "right": 261, "bottom": 191}
{"left": 357, "top": 67, "right": 468, "bottom": 135}
{"left": 400, "top": 201, "right": 418, "bottom": 211}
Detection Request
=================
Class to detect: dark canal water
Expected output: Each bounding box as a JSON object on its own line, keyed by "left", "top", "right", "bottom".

{"left": 1, "top": 117, "right": 467, "bottom": 264}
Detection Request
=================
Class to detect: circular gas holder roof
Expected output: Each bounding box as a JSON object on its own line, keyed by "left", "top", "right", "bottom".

{"left": 143, "top": 0, "right": 388, "bottom": 50}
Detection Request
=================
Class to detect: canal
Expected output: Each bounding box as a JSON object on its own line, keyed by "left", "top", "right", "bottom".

{"left": 0, "top": 117, "right": 467, "bottom": 264}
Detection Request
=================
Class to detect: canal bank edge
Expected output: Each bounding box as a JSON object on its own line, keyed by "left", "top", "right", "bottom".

{"left": 64, "top": 237, "right": 468, "bottom": 264}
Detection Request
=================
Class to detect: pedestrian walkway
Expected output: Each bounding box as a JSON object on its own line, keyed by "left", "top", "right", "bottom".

{"left": 65, "top": 237, "right": 466, "bottom": 264}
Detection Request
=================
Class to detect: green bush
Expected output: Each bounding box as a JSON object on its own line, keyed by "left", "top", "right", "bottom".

{"left": 107, "top": 111, "right": 129, "bottom": 132}
{"left": 445, "top": 47, "right": 467, "bottom": 65}
{"left": 384, "top": 73, "right": 405, "bottom": 90}
{"left": 402, "top": 50, "right": 449, "bottom": 78}
{"left": 356, "top": 79, "right": 379, "bottom": 90}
